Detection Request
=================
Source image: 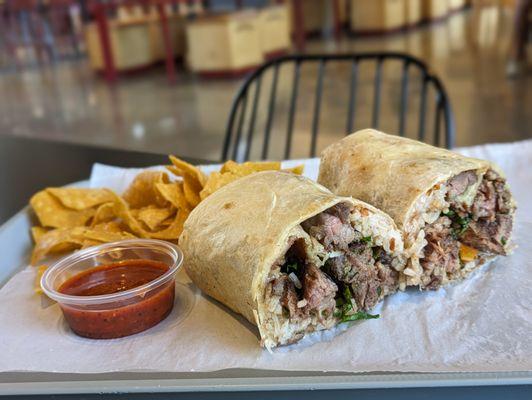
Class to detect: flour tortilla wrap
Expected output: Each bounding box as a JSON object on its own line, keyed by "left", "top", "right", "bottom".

{"left": 180, "top": 171, "right": 405, "bottom": 348}
{"left": 318, "top": 129, "right": 516, "bottom": 289}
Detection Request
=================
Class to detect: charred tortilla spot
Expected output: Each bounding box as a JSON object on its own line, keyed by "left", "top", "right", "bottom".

{"left": 222, "top": 202, "right": 235, "bottom": 210}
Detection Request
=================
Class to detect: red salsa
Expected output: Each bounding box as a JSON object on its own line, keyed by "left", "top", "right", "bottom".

{"left": 58, "top": 259, "right": 175, "bottom": 339}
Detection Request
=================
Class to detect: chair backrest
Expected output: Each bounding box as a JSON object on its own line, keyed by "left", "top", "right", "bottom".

{"left": 222, "top": 52, "right": 455, "bottom": 162}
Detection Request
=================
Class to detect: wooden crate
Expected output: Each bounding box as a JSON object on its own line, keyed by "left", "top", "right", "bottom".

{"left": 149, "top": 15, "right": 186, "bottom": 61}
{"left": 422, "top": 0, "right": 449, "bottom": 20}
{"left": 258, "top": 4, "right": 291, "bottom": 57}
{"left": 288, "top": 0, "right": 327, "bottom": 34}
{"left": 448, "top": 0, "right": 467, "bottom": 11}
{"left": 405, "top": 0, "right": 423, "bottom": 26}
{"left": 85, "top": 20, "right": 153, "bottom": 72}
{"left": 350, "top": 0, "right": 406, "bottom": 33}
{"left": 185, "top": 11, "right": 263, "bottom": 76}
{"left": 338, "top": 0, "right": 349, "bottom": 24}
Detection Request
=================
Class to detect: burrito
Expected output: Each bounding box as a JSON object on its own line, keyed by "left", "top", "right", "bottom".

{"left": 180, "top": 171, "right": 405, "bottom": 348}
{"left": 318, "top": 129, "right": 516, "bottom": 290}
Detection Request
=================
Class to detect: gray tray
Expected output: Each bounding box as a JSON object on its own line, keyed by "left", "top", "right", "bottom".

{"left": 1, "top": 205, "right": 531, "bottom": 396}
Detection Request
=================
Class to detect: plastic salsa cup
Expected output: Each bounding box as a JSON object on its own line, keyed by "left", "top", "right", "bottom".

{"left": 41, "top": 239, "right": 183, "bottom": 339}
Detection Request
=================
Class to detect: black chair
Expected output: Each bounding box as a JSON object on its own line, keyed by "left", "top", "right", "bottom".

{"left": 222, "top": 53, "right": 455, "bottom": 162}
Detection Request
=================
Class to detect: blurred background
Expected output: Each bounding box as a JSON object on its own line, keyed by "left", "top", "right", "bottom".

{"left": 0, "top": 0, "right": 530, "bottom": 161}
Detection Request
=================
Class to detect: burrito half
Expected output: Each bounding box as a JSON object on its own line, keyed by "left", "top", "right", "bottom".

{"left": 318, "top": 129, "right": 516, "bottom": 290}
{"left": 180, "top": 171, "right": 405, "bottom": 348}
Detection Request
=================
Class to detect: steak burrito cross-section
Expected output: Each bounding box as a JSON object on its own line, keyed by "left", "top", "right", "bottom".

{"left": 318, "top": 129, "right": 516, "bottom": 290}
{"left": 179, "top": 171, "right": 406, "bottom": 348}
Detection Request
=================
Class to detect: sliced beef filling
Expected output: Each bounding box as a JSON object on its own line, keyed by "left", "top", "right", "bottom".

{"left": 461, "top": 214, "right": 513, "bottom": 254}
{"left": 374, "top": 249, "right": 399, "bottom": 295}
{"left": 420, "top": 216, "right": 460, "bottom": 289}
{"left": 272, "top": 263, "right": 337, "bottom": 321}
{"left": 447, "top": 170, "right": 478, "bottom": 202}
{"left": 324, "top": 244, "right": 379, "bottom": 310}
{"left": 303, "top": 205, "right": 398, "bottom": 311}
{"left": 271, "top": 236, "right": 338, "bottom": 321}
{"left": 456, "top": 169, "right": 513, "bottom": 255}
{"left": 301, "top": 204, "right": 355, "bottom": 251}
{"left": 324, "top": 240, "right": 397, "bottom": 310}
{"left": 272, "top": 204, "right": 398, "bottom": 324}
{"left": 303, "top": 264, "right": 337, "bottom": 311}
{"left": 272, "top": 275, "right": 300, "bottom": 318}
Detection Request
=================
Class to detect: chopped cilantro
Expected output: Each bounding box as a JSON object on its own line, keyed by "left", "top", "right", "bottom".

{"left": 377, "top": 287, "right": 382, "bottom": 297}
{"left": 361, "top": 236, "right": 372, "bottom": 244}
{"left": 454, "top": 214, "right": 471, "bottom": 237}
{"left": 334, "top": 285, "right": 379, "bottom": 323}
{"left": 283, "top": 262, "right": 300, "bottom": 274}
{"left": 442, "top": 209, "right": 456, "bottom": 218}
{"left": 343, "top": 285, "right": 353, "bottom": 301}
{"left": 341, "top": 311, "right": 380, "bottom": 322}
{"left": 444, "top": 209, "right": 472, "bottom": 239}
{"left": 501, "top": 237, "right": 507, "bottom": 245}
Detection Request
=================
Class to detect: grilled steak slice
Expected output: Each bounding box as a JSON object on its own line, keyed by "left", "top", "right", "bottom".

{"left": 421, "top": 216, "right": 460, "bottom": 289}
{"left": 461, "top": 214, "right": 513, "bottom": 255}
{"left": 302, "top": 208, "right": 355, "bottom": 251}
{"left": 350, "top": 261, "right": 380, "bottom": 310}
{"left": 272, "top": 276, "right": 300, "bottom": 318}
{"left": 448, "top": 170, "right": 478, "bottom": 199}
{"left": 302, "top": 264, "right": 337, "bottom": 310}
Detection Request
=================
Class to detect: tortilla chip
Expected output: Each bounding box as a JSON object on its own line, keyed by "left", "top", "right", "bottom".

{"left": 199, "top": 172, "right": 241, "bottom": 200}
{"left": 183, "top": 177, "right": 202, "bottom": 208}
{"left": 221, "top": 161, "right": 281, "bottom": 175}
{"left": 80, "top": 238, "right": 102, "bottom": 248}
{"left": 168, "top": 155, "right": 207, "bottom": 186}
{"left": 135, "top": 206, "right": 174, "bottom": 231}
{"left": 109, "top": 195, "right": 150, "bottom": 238}
{"left": 30, "top": 191, "right": 95, "bottom": 229}
{"left": 91, "top": 202, "right": 117, "bottom": 226}
{"left": 31, "top": 227, "right": 50, "bottom": 244}
{"left": 82, "top": 228, "right": 136, "bottom": 243}
{"left": 283, "top": 164, "right": 304, "bottom": 175}
{"left": 155, "top": 182, "right": 189, "bottom": 210}
{"left": 148, "top": 208, "right": 189, "bottom": 240}
{"left": 92, "top": 221, "right": 130, "bottom": 233}
{"left": 34, "top": 265, "right": 48, "bottom": 294}
{"left": 123, "top": 171, "right": 169, "bottom": 208}
{"left": 47, "top": 188, "right": 115, "bottom": 210}
{"left": 31, "top": 227, "right": 87, "bottom": 264}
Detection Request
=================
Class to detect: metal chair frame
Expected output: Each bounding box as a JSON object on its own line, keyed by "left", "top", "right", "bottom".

{"left": 222, "top": 52, "right": 456, "bottom": 162}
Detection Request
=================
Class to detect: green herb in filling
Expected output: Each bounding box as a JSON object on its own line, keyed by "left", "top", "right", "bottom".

{"left": 453, "top": 214, "right": 471, "bottom": 238}
{"left": 341, "top": 311, "right": 380, "bottom": 322}
{"left": 501, "top": 237, "right": 507, "bottom": 245}
{"left": 443, "top": 209, "right": 456, "bottom": 218}
{"left": 361, "top": 236, "right": 372, "bottom": 244}
{"left": 282, "top": 261, "right": 301, "bottom": 275}
{"left": 443, "top": 209, "right": 472, "bottom": 239}
{"left": 334, "top": 285, "right": 380, "bottom": 323}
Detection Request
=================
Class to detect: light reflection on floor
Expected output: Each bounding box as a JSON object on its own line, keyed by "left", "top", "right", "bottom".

{"left": 0, "top": 8, "right": 529, "bottom": 161}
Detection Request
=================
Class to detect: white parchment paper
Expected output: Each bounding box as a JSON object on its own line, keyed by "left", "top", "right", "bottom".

{"left": 0, "top": 140, "right": 531, "bottom": 373}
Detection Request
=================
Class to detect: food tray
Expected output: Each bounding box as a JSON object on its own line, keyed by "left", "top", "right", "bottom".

{"left": 1, "top": 202, "right": 531, "bottom": 395}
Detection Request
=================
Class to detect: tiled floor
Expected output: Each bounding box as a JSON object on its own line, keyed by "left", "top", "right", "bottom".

{"left": 0, "top": 7, "right": 530, "bottom": 161}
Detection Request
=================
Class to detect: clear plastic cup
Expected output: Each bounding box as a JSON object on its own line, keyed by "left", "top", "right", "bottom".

{"left": 41, "top": 239, "right": 184, "bottom": 339}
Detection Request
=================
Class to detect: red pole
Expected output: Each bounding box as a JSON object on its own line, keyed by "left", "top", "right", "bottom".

{"left": 156, "top": 1, "right": 176, "bottom": 84}
{"left": 292, "top": 0, "right": 305, "bottom": 52}
{"left": 332, "top": 0, "right": 341, "bottom": 42}
{"left": 93, "top": 2, "right": 116, "bottom": 83}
